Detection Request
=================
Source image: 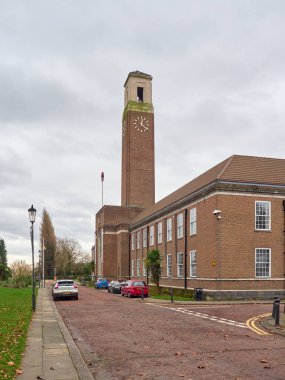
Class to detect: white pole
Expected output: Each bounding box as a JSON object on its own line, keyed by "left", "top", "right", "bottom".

{"left": 42, "top": 236, "right": 45, "bottom": 287}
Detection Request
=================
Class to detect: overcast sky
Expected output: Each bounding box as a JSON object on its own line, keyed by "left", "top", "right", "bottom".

{"left": 1, "top": 1, "right": 285, "bottom": 264}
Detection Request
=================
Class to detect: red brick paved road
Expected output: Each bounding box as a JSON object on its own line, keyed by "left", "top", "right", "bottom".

{"left": 55, "top": 286, "right": 285, "bottom": 380}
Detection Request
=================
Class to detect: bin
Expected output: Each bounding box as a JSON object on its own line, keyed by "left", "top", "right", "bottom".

{"left": 194, "top": 288, "right": 203, "bottom": 301}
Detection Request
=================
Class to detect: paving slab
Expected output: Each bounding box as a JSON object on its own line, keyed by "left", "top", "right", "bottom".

{"left": 18, "top": 287, "right": 93, "bottom": 380}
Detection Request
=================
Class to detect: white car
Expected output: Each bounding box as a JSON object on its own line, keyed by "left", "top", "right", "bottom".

{"left": 52, "top": 279, "right": 78, "bottom": 301}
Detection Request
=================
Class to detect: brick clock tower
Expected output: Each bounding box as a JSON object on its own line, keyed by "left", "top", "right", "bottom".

{"left": 121, "top": 71, "right": 155, "bottom": 209}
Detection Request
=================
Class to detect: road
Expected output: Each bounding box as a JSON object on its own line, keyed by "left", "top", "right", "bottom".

{"left": 54, "top": 286, "right": 285, "bottom": 380}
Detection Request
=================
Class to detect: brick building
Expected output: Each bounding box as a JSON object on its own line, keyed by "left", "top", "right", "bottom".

{"left": 95, "top": 71, "right": 285, "bottom": 299}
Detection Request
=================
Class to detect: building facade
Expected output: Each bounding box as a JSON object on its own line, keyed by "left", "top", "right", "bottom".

{"left": 95, "top": 71, "right": 285, "bottom": 299}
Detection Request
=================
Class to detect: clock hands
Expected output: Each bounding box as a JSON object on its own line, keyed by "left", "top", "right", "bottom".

{"left": 140, "top": 120, "right": 148, "bottom": 131}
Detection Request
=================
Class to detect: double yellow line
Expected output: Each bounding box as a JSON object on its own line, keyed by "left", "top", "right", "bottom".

{"left": 246, "top": 313, "right": 271, "bottom": 335}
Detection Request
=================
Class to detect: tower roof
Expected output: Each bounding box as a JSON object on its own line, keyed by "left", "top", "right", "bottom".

{"left": 124, "top": 70, "right": 152, "bottom": 87}
{"left": 131, "top": 154, "right": 285, "bottom": 226}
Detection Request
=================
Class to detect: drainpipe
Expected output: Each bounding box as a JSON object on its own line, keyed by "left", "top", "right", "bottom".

{"left": 128, "top": 231, "right": 131, "bottom": 280}
{"left": 184, "top": 209, "right": 188, "bottom": 290}
{"left": 283, "top": 201, "right": 285, "bottom": 287}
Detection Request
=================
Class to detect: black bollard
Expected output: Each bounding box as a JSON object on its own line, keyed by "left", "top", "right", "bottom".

{"left": 275, "top": 299, "right": 280, "bottom": 325}
{"left": 272, "top": 296, "right": 278, "bottom": 318}
{"left": 169, "top": 287, "right": 174, "bottom": 303}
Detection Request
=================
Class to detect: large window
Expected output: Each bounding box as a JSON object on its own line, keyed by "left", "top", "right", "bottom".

{"left": 131, "top": 234, "right": 135, "bottom": 251}
{"left": 255, "top": 248, "right": 271, "bottom": 278}
{"left": 157, "top": 222, "right": 162, "bottom": 244}
{"left": 255, "top": 201, "right": 271, "bottom": 230}
{"left": 137, "top": 259, "right": 140, "bottom": 276}
{"left": 167, "top": 254, "right": 172, "bottom": 277}
{"left": 137, "top": 231, "right": 141, "bottom": 249}
{"left": 143, "top": 228, "right": 147, "bottom": 248}
{"left": 177, "top": 252, "right": 183, "bottom": 277}
{"left": 190, "top": 208, "right": 197, "bottom": 236}
{"left": 150, "top": 226, "right": 154, "bottom": 246}
{"left": 143, "top": 259, "right": 147, "bottom": 277}
{"left": 190, "top": 250, "right": 197, "bottom": 277}
{"left": 167, "top": 218, "right": 172, "bottom": 241}
{"left": 177, "top": 213, "right": 183, "bottom": 239}
{"left": 131, "top": 259, "right": 134, "bottom": 277}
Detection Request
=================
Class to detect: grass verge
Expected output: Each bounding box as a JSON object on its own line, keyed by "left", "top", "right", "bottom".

{"left": 150, "top": 294, "right": 193, "bottom": 301}
{"left": 0, "top": 288, "right": 33, "bottom": 379}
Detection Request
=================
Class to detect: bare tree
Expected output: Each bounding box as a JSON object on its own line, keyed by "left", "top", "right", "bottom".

{"left": 55, "top": 237, "right": 90, "bottom": 277}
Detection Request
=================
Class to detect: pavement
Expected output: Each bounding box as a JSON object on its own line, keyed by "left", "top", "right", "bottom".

{"left": 18, "top": 289, "right": 285, "bottom": 380}
{"left": 18, "top": 286, "right": 93, "bottom": 380}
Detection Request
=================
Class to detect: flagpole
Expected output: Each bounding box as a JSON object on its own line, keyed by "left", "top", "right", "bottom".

{"left": 42, "top": 236, "right": 45, "bottom": 287}
{"left": 101, "top": 171, "right": 104, "bottom": 207}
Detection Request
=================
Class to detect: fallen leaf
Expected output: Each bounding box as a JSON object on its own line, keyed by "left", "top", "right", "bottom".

{"left": 197, "top": 364, "right": 206, "bottom": 369}
{"left": 177, "top": 374, "right": 185, "bottom": 377}
{"left": 209, "top": 354, "right": 215, "bottom": 359}
{"left": 260, "top": 359, "right": 268, "bottom": 363}
{"left": 50, "top": 366, "right": 56, "bottom": 370}
{"left": 15, "top": 369, "right": 23, "bottom": 375}
{"left": 264, "top": 365, "right": 271, "bottom": 369}
{"left": 7, "top": 362, "right": 14, "bottom": 366}
{"left": 176, "top": 352, "right": 184, "bottom": 356}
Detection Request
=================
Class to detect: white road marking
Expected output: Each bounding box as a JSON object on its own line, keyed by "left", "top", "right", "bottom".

{"left": 150, "top": 304, "right": 247, "bottom": 329}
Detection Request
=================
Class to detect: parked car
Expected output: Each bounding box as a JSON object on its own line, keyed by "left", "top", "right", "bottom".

{"left": 108, "top": 280, "right": 125, "bottom": 294}
{"left": 52, "top": 279, "right": 78, "bottom": 301}
{"left": 121, "top": 280, "right": 148, "bottom": 298}
{"left": 95, "top": 277, "right": 109, "bottom": 289}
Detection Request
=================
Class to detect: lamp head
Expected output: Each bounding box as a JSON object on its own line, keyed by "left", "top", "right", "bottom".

{"left": 28, "top": 204, "right": 37, "bottom": 224}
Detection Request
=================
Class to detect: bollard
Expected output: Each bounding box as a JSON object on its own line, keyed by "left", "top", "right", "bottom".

{"left": 275, "top": 299, "right": 280, "bottom": 325}
{"left": 272, "top": 296, "right": 278, "bottom": 318}
{"left": 169, "top": 287, "right": 174, "bottom": 303}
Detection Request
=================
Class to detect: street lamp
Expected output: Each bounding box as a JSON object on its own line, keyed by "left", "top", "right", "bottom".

{"left": 28, "top": 204, "right": 37, "bottom": 311}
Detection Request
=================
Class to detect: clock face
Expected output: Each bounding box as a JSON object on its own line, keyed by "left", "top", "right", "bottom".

{"left": 133, "top": 115, "right": 150, "bottom": 133}
{"left": 122, "top": 120, "right": 126, "bottom": 136}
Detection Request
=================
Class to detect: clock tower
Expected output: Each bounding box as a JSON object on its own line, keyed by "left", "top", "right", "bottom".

{"left": 121, "top": 71, "right": 155, "bottom": 209}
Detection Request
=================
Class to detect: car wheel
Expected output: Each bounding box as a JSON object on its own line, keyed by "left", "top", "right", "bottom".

{"left": 121, "top": 292, "right": 124, "bottom": 296}
{"left": 127, "top": 292, "right": 132, "bottom": 298}
{"left": 75, "top": 295, "right": 78, "bottom": 300}
{"left": 53, "top": 296, "right": 57, "bottom": 301}
{"left": 108, "top": 288, "right": 110, "bottom": 292}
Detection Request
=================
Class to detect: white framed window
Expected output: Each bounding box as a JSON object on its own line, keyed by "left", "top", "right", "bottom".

{"left": 167, "top": 218, "right": 172, "bottom": 241}
{"left": 177, "top": 213, "right": 183, "bottom": 239}
{"left": 131, "top": 259, "right": 134, "bottom": 277}
{"left": 137, "top": 231, "right": 141, "bottom": 249}
{"left": 255, "top": 248, "right": 271, "bottom": 278}
{"left": 157, "top": 222, "right": 162, "bottom": 244}
{"left": 177, "top": 252, "right": 183, "bottom": 277}
{"left": 255, "top": 201, "right": 271, "bottom": 231}
{"left": 190, "top": 250, "right": 197, "bottom": 277}
{"left": 143, "top": 258, "right": 147, "bottom": 277}
{"left": 143, "top": 228, "right": 147, "bottom": 248}
{"left": 190, "top": 208, "right": 197, "bottom": 236}
{"left": 131, "top": 234, "right": 135, "bottom": 251}
{"left": 150, "top": 225, "right": 154, "bottom": 246}
{"left": 137, "top": 259, "right": 140, "bottom": 276}
{"left": 167, "top": 254, "right": 172, "bottom": 277}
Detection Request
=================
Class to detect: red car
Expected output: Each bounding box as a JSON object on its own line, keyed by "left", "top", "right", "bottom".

{"left": 121, "top": 280, "right": 149, "bottom": 298}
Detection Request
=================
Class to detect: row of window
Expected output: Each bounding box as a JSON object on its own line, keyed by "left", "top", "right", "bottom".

{"left": 131, "top": 201, "right": 271, "bottom": 251}
{"left": 131, "top": 248, "right": 271, "bottom": 278}
{"left": 131, "top": 208, "right": 197, "bottom": 250}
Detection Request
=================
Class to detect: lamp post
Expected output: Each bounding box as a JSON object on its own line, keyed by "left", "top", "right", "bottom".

{"left": 28, "top": 204, "right": 37, "bottom": 311}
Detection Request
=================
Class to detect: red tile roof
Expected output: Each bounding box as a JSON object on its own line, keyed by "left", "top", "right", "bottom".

{"left": 131, "top": 154, "right": 285, "bottom": 226}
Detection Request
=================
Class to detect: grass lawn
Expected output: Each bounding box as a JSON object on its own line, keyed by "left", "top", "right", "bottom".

{"left": 0, "top": 288, "right": 33, "bottom": 379}
{"left": 150, "top": 294, "right": 193, "bottom": 301}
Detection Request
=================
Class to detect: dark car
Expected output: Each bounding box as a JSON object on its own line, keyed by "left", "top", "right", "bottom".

{"left": 121, "top": 280, "right": 148, "bottom": 298}
{"left": 108, "top": 280, "right": 125, "bottom": 294}
{"left": 95, "top": 277, "right": 109, "bottom": 289}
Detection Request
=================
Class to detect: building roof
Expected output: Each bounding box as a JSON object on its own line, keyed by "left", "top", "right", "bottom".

{"left": 131, "top": 154, "right": 285, "bottom": 226}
